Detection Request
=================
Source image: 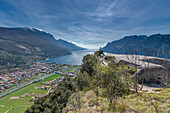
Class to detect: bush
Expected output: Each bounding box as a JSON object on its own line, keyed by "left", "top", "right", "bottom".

{"left": 26, "top": 77, "right": 76, "bottom": 113}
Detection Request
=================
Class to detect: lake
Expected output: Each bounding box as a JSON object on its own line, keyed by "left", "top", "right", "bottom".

{"left": 41, "top": 49, "right": 96, "bottom": 65}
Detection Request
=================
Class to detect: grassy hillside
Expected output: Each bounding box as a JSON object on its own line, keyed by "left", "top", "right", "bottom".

{"left": 64, "top": 88, "right": 170, "bottom": 113}
{"left": 24, "top": 51, "right": 170, "bottom": 113}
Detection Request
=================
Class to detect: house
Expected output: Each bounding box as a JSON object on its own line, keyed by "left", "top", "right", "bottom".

{"left": 34, "top": 87, "right": 40, "bottom": 89}
{"left": 45, "top": 86, "right": 49, "bottom": 90}
{"left": 30, "top": 96, "right": 35, "bottom": 102}
{"left": 10, "top": 81, "right": 15, "bottom": 84}
{"left": 0, "top": 87, "right": 4, "bottom": 90}
{"left": 41, "top": 85, "right": 45, "bottom": 89}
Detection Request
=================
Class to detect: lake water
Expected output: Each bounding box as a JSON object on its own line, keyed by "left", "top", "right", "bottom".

{"left": 41, "top": 50, "right": 96, "bottom": 65}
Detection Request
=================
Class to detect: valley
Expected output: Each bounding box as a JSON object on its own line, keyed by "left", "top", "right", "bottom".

{"left": 1, "top": 0, "right": 170, "bottom": 112}
{"left": 0, "top": 64, "right": 80, "bottom": 113}
{"left": 0, "top": 27, "right": 169, "bottom": 113}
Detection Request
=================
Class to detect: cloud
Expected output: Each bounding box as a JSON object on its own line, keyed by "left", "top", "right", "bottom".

{"left": 1, "top": 0, "right": 170, "bottom": 49}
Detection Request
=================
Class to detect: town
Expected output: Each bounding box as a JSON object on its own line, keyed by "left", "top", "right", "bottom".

{"left": 0, "top": 62, "right": 80, "bottom": 93}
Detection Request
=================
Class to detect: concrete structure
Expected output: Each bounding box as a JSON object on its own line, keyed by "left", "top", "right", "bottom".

{"left": 102, "top": 54, "right": 170, "bottom": 87}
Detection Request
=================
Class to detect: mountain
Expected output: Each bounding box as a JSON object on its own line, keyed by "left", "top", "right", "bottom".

{"left": 0, "top": 27, "right": 81, "bottom": 67}
{"left": 56, "top": 39, "right": 86, "bottom": 51}
{"left": 0, "top": 27, "right": 72, "bottom": 57}
{"left": 100, "top": 34, "right": 170, "bottom": 58}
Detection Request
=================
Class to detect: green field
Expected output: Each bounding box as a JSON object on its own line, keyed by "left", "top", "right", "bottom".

{"left": 0, "top": 74, "right": 61, "bottom": 113}
{"left": 19, "top": 73, "right": 45, "bottom": 84}
{"left": 42, "top": 74, "right": 61, "bottom": 82}
{"left": 65, "top": 68, "right": 77, "bottom": 72}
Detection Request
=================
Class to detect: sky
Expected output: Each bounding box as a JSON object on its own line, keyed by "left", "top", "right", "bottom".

{"left": 0, "top": 0, "right": 170, "bottom": 49}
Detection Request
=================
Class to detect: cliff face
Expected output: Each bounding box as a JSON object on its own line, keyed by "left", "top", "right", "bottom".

{"left": 101, "top": 34, "right": 170, "bottom": 58}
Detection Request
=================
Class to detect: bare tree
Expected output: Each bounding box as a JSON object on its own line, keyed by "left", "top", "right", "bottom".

{"left": 126, "top": 48, "right": 141, "bottom": 94}
{"left": 139, "top": 48, "right": 152, "bottom": 90}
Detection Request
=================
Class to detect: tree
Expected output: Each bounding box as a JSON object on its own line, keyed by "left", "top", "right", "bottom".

{"left": 98, "top": 64, "right": 132, "bottom": 108}
{"left": 94, "top": 49, "right": 105, "bottom": 57}
{"left": 126, "top": 48, "right": 140, "bottom": 94}
{"left": 76, "top": 71, "right": 91, "bottom": 91}
{"left": 80, "top": 54, "right": 99, "bottom": 77}
{"left": 26, "top": 77, "right": 76, "bottom": 113}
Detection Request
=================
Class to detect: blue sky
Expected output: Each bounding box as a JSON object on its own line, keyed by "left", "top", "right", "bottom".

{"left": 0, "top": 0, "right": 170, "bottom": 49}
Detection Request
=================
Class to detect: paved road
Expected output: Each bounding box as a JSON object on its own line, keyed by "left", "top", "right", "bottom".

{"left": 0, "top": 67, "right": 80, "bottom": 98}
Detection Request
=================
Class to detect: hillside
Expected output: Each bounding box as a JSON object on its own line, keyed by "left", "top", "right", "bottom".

{"left": 57, "top": 39, "right": 86, "bottom": 51}
{"left": 26, "top": 51, "right": 170, "bottom": 113}
{"left": 0, "top": 27, "right": 86, "bottom": 67}
{"left": 100, "top": 34, "right": 170, "bottom": 58}
{"left": 0, "top": 27, "right": 71, "bottom": 57}
{"left": 64, "top": 88, "right": 170, "bottom": 113}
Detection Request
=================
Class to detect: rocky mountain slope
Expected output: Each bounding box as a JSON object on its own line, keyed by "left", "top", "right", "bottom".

{"left": 100, "top": 34, "right": 170, "bottom": 58}
{"left": 0, "top": 27, "right": 71, "bottom": 57}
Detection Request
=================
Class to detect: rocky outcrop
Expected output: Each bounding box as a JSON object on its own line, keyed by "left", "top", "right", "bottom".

{"left": 103, "top": 54, "right": 170, "bottom": 87}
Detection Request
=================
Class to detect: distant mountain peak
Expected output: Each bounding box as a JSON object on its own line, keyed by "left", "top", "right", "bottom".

{"left": 57, "top": 39, "right": 87, "bottom": 51}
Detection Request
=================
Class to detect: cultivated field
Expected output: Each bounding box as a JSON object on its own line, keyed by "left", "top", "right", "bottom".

{"left": 0, "top": 74, "right": 61, "bottom": 113}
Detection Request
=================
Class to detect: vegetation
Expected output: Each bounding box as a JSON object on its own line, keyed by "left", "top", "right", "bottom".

{"left": 26, "top": 77, "right": 76, "bottom": 113}
{"left": 65, "top": 51, "right": 169, "bottom": 112}
{"left": 42, "top": 74, "right": 61, "bottom": 82}
{"left": 22, "top": 51, "right": 170, "bottom": 112}
{"left": 94, "top": 49, "right": 105, "bottom": 57}
{"left": 0, "top": 83, "right": 46, "bottom": 113}
{"left": 64, "top": 88, "right": 170, "bottom": 113}
{"left": 0, "top": 74, "right": 61, "bottom": 113}
{"left": 77, "top": 54, "right": 134, "bottom": 108}
{"left": 0, "top": 50, "right": 44, "bottom": 74}
{"left": 65, "top": 68, "right": 77, "bottom": 72}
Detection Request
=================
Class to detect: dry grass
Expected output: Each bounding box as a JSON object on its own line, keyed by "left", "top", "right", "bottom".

{"left": 64, "top": 88, "right": 170, "bottom": 113}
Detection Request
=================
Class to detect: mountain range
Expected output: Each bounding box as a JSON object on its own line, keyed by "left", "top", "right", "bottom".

{"left": 0, "top": 27, "right": 86, "bottom": 66}
{"left": 100, "top": 34, "right": 170, "bottom": 58}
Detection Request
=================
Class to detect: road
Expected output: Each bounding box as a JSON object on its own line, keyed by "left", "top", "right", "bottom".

{"left": 0, "top": 73, "right": 54, "bottom": 98}
{"left": 0, "top": 67, "right": 80, "bottom": 98}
